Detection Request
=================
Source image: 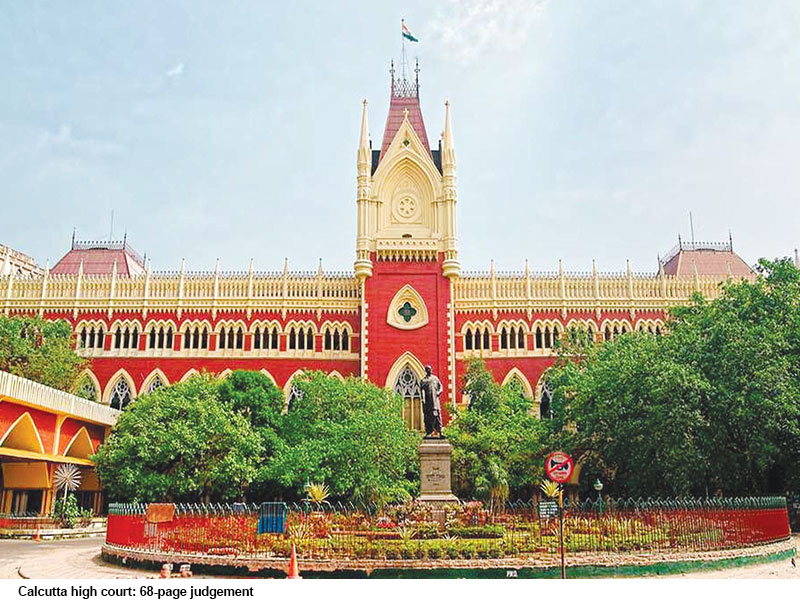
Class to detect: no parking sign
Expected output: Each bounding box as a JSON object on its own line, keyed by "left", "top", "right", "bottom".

{"left": 545, "top": 451, "right": 574, "bottom": 483}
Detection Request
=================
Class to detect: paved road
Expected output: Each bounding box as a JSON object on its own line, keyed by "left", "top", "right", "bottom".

{"left": 0, "top": 537, "right": 152, "bottom": 579}
{"left": 0, "top": 536, "right": 797, "bottom": 579}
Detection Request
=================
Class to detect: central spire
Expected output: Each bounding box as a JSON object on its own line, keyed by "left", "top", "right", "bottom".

{"left": 379, "top": 58, "right": 430, "bottom": 161}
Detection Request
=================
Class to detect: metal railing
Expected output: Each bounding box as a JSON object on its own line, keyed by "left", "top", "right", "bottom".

{"left": 106, "top": 497, "right": 791, "bottom": 560}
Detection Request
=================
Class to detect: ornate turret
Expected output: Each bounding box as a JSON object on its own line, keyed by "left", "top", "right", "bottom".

{"left": 354, "top": 61, "right": 460, "bottom": 279}
{"left": 354, "top": 99, "right": 373, "bottom": 280}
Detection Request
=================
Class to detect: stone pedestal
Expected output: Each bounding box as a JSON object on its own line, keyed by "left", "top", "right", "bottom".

{"left": 416, "top": 437, "right": 458, "bottom": 504}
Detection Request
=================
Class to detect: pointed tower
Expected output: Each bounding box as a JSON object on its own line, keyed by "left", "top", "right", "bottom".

{"left": 356, "top": 61, "right": 460, "bottom": 429}
{"left": 353, "top": 61, "right": 459, "bottom": 279}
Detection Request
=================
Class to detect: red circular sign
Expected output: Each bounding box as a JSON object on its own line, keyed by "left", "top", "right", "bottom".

{"left": 545, "top": 451, "right": 574, "bottom": 483}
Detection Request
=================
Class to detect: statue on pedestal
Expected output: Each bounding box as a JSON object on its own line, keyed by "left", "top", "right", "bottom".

{"left": 420, "top": 364, "right": 443, "bottom": 438}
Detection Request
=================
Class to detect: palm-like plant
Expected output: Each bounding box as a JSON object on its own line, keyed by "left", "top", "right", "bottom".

{"left": 539, "top": 479, "right": 560, "bottom": 499}
{"left": 305, "top": 482, "right": 330, "bottom": 505}
{"left": 53, "top": 464, "right": 82, "bottom": 503}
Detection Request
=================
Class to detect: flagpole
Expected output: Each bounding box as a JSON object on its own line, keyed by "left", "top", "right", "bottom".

{"left": 401, "top": 18, "right": 407, "bottom": 80}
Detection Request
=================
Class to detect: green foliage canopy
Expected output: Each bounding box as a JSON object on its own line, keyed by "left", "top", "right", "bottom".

{"left": 0, "top": 315, "right": 85, "bottom": 392}
{"left": 94, "top": 375, "right": 262, "bottom": 503}
{"left": 96, "top": 370, "right": 420, "bottom": 504}
{"left": 446, "top": 359, "right": 547, "bottom": 503}
{"left": 546, "top": 258, "right": 800, "bottom": 497}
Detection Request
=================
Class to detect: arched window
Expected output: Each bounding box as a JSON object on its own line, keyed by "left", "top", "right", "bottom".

{"left": 342, "top": 330, "right": 349, "bottom": 351}
{"left": 110, "top": 378, "right": 132, "bottom": 410}
{"left": 544, "top": 327, "right": 552, "bottom": 349}
{"left": 333, "top": 329, "right": 340, "bottom": 351}
{"left": 536, "top": 326, "right": 543, "bottom": 349}
{"left": 324, "top": 330, "right": 332, "bottom": 351}
{"left": 500, "top": 327, "right": 508, "bottom": 350}
{"left": 394, "top": 365, "right": 423, "bottom": 431}
{"left": 306, "top": 328, "right": 313, "bottom": 350}
{"left": 147, "top": 375, "right": 165, "bottom": 394}
{"left": 287, "top": 385, "right": 303, "bottom": 410}
{"left": 77, "top": 376, "right": 98, "bottom": 402}
{"left": 111, "top": 324, "right": 138, "bottom": 350}
{"left": 236, "top": 328, "right": 243, "bottom": 350}
{"left": 483, "top": 329, "right": 490, "bottom": 350}
{"left": 289, "top": 329, "right": 297, "bottom": 350}
{"left": 254, "top": 327, "right": 262, "bottom": 350}
{"left": 517, "top": 327, "right": 525, "bottom": 349}
{"left": 465, "top": 329, "right": 473, "bottom": 351}
{"left": 539, "top": 380, "right": 553, "bottom": 419}
{"left": 271, "top": 327, "right": 279, "bottom": 349}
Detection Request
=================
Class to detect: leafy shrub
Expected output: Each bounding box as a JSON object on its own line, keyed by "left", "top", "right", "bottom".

{"left": 385, "top": 547, "right": 399, "bottom": 560}
{"left": 427, "top": 545, "right": 443, "bottom": 559}
{"left": 445, "top": 544, "right": 459, "bottom": 559}
{"left": 446, "top": 525, "right": 505, "bottom": 539}
{"left": 52, "top": 494, "right": 92, "bottom": 529}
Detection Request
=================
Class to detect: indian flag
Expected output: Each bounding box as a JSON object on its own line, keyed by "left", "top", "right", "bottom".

{"left": 402, "top": 21, "right": 419, "bottom": 43}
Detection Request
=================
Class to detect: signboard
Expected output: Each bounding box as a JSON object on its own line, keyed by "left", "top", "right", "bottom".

{"left": 545, "top": 451, "right": 574, "bottom": 483}
{"left": 538, "top": 500, "right": 559, "bottom": 518}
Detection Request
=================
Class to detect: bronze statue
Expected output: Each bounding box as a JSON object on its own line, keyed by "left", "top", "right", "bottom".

{"left": 419, "top": 364, "right": 443, "bottom": 437}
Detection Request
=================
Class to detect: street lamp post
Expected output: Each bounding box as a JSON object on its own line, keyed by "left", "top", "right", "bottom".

{"left": 593, "top": 479, "right": 604, "bottom": 515}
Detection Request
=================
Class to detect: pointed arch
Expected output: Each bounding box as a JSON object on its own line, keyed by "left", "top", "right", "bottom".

{"left": 74, "top": 369, "right": 101, "bottom": 402}
{"left": 258, "top": 369, "right": 278, "bottom": 387}
{"left": 501, "top": 367, "right": 534, "bottom": 398}
{"left": 180, "top": 368, "right": 201, "bottom": 382}
{"left": 103, "top": 368, "right": 136, "bottom": 406}
{"left": 328, "top": 370, "right": 345, "bottom": 381}
{"left": 62, "top": 426, "right": 94, "bottom": 459}
{"left": 0, "top": 412, "right": 45, "bottom": 454}
{"left": 282, "top": 369, "right": 307, "bottom": 398}
{"left": 140, "top": 368, "right": 170, "bottom": 395}
{"left": 217, "top": 369, "right": 233, "bottom": 380}
{"left": 384, "top": 351, "right": 426, "bottom": 389}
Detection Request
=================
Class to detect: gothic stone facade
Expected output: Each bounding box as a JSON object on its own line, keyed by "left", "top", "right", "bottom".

{"left": 0, "top": 71, "right": 747, "bottom": 430}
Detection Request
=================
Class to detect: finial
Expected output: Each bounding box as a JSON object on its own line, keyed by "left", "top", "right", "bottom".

{"left": 179, "top": 258, "right": 185, "bottom": 274}
{"left": 71, "top": 228, "right": 76, "bottom": 248}
{"left": 415, "top": 57, "right": 420, "bottom": 94}
{"left": 317, "top": 258, "right": 323, "bottom": 276}
{"left": 403, "top": 108, "right": 409, "bottom": 119}
{"left": 558, "top": 259, "right": 564, "bottom": 275}
{"left": 359, "top": 99, "right": 370, "bottom": 150}
{"left": 248, "top": 258, "right": 254, "bottom": 274}
{"left": 794, "top": 249, "right": 799, "bottom": 268}
{"left": 214, "top": 258, "right": 220, "bottom": 274}
{"left": 524, "top": 258, "right": 530, "bottom": 276}
{"left": 728, "top": 229, "right": 733, "bottom": 250}
{"left": 678, "top": 233, "right": 682, "bottom": 248}
{"left": 442, "top": 100, "right": 454, "bottom": 152}
{"left": 283, "top": 257, "right": 289, "bottom": 275}
{"left": 592, "top": 259, "right": 597, "bottom": 276}
{"left": 390, "top": 59, "right": 395, "bottom": 86}
{"left": 489, "top": 259, "right": 495, "bottom": 276}
{"left": 123, "top": 230, "right": 127, "bottom": 244}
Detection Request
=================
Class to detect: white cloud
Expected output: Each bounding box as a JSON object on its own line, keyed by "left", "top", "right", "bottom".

{"left": 37, "top": 124, "right": 123, "bottom": 157}
{"left": 165, "top": 62, "right": 184, "bottom": 79}
{"left": 429, "top": 0, "right": 547, "bottom": 64}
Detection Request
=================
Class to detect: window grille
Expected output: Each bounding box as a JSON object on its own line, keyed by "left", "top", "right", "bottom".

{"left": 110, "top": 378, "right": 132, "bottom": 410}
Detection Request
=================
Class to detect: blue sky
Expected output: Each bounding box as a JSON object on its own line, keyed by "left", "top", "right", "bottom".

{"left": 1, "top": 1, "right": 799, "bottom": 273}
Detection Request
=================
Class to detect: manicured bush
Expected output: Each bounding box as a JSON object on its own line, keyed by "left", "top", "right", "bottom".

{"left": 446, "top": 525, "right": 505, "bottom": 539}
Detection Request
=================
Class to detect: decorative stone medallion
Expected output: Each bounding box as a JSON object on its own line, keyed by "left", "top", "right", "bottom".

{"left": 386, "top": 284, "right": 429, "bottom": 330}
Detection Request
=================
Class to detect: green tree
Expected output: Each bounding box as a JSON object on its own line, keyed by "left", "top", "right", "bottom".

{"left": 94, "top": 375, "right": 262, "bottom": 502}
{"left": 265, "top": 371, "right": 420, "bottom": 505}
{"left": 0, "top": 315, "right": 85, "bottom": 391}
{"left": 446, "top": 359, "right": 547, "bottom": 504}
{"left": 546, "top": 258, "right": 800, "bottom": 497}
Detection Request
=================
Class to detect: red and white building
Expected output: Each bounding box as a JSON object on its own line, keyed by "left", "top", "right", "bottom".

{"left": 1, "top": 66, "right": 759, "bottom": 429}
